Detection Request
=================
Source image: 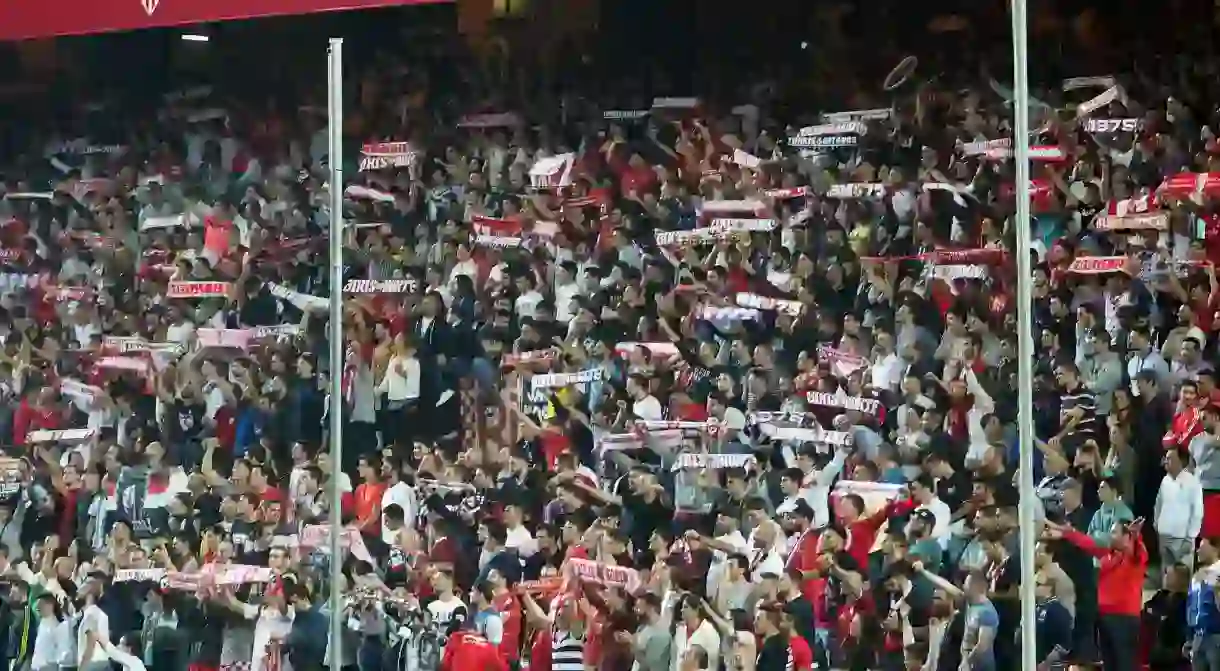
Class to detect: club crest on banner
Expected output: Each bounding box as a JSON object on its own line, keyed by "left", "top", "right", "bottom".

{"left": 142, "top": 0, "right": 159, "bottom": 16}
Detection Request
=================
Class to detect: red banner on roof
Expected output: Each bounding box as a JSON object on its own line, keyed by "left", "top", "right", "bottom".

{"left": 0, "top": 0, "right": 449, "bottom": 41}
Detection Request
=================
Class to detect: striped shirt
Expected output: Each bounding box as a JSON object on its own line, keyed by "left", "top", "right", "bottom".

{"left": 551, "top": 628, "right": 585, "bottom": 671}
{"left": 1059, "top": 383, "right": 1099, "bottom": 446}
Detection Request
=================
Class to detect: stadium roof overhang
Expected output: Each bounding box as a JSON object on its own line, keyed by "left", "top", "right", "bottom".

{"left": 0, "top": 0, "right": 451, "bottom": 41}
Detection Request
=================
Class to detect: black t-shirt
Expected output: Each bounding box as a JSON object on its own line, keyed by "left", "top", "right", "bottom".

{"left": 934, "top": 469, "right": 972, "bottom": 511}
{"left": 172, "top": 399, "right": 206, "bottom": 443}
{"left": 756, "top": 633, "right": 791, "bottom": 671}
{"left": 240, "top": 289, "right": 280, "bottom": 327}
{"left": 621, "top": 489, "right": 672, "bottom": 551}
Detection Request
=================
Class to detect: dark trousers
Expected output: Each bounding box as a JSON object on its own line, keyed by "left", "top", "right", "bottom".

{"left": 1072, "top": 586, "right": 1099, "bottom": 661}
{"left": 1099, "top": 613, "right": 1140, "bottom": 671}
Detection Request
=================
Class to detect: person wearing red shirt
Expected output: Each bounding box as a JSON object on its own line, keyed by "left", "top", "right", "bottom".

{"left": 1165, "top": 380, "right": 1206, "bottom": 450}
{"left": 441, "top": 632, "right": 507, "bottom": 671}
{"left": 1047, "top": 517, "right": 1147, "bottom": 671}
{"left": 835, "top": 492, "right": 916, "bottom": 571}
{"left": 784, "top": 501, "right": 820, "bottom": 602}
{"left": 786, "top": 631, "right": 815, "bottom": 671}
{"left": 14, "top": 387, "right": 60, "bottom": 447}
{"left": 353, "top": 455, "right": 386, "bottom": 537}
{"left": 489, "top": 574, "right": 522, "bottom": 666}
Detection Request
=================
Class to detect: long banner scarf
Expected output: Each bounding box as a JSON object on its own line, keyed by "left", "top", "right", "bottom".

{"left": 168, "top": 281, "right": 230, "bottom": 299}
{"left": 756, "top": 423, "right": 853, "bottom": 446}
{"left": 359, "top": 141, "right": 416, "bottom": 172}
{"left": 1075, "top": 85, "right": 1127, "bottom": 118}
{"left": 502, "top": 349, "right": 559, "bottom": 370}
{"left": 567, "top": 558, "right": 641, "bottom": 593}
{"left": 474, "top": 235, "right": 523, "bottom": 249}
{"left": 858, "top": 248, "right": 1007, "bottom": 265}
{"left": 672, "top": 453, "right": 756, "bottom": 471}
{"left": 701, "top": 199, "right": 766, "bottom": 214}
{"left": 656, "top": 228, "right": 718, "bottom": 247}
{"left": 820, "top": 108, "right": 891, "bottom": 123}
{"left": 197, "top": 328, "right": 254, "bottom": 350}
{"left": 1084, "top": 118, "right": 1140, "bottom": 133}
{"left": 530, "top": 368, "right": 605, "bottom": 390}
{"left": 141, "top": 214, "right": 191, "bottom": 232}
{"left": 1159, "top": 172, "right": 1220, "bottom": 200}
{"left": 114, "top": 564, "right": 274, "bottom": 589}
{"left": 708, "top": 217, "right": 777, "bottom": 233}
{"left": 614, "top": 342, "right": 681, "bottom": 359}
{"left": 1066, "top": 256, "right": 1133, "bottom": 275}
{"left": 806, "top": 391, "right": 882, "bottom": 414}
{"left": 765, "top": 187, "right": 810, "bottom": 200}
{"left": 960, "top": 138, "right": 1012, "bottom": 156}
{"left": 931, "top": 264, "right": 988, "bottom": 285}
{"left": 27, "top": 428, "right": 96, "bottom": 444}
{"left": 529, "top": 153, "right": 576, "bottom": 189}
{"left": 789, "top": 133, "right": 857, "bottom": 149}
{"left": 343, "top": 279, "right": 416, "bottom": 294}
{"left": 1093, "top": 211, "right": 1168, "bottom": 231}
{"left": 817, "top": 345, "right": 869, "bottom": 375}
{"left": 344, "top": 185, "right": 395, "bottom": 203}
{"left": 1063, "top": 75, "right": 1116, "bottom": 91}
{"left": 297, "top": 524, "right": 375, "bottom": 563}
{"left": 267, "top": 283, "right": 327, "bottom": 312}
{"left": 734, "top": 292, "right": 803, "bottom": 317}
{"left": 60, "top": 379, "right": 102, "bottom": 404}
{"left": 826, "top": 183, "right": 886, "bottom": 199}
{"left": 699, "top": 306, "right": 762, "bottom": 321}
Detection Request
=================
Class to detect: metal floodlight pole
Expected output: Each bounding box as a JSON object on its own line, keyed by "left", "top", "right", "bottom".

{"left": 1009, "top": 1, "right": 1038, "bottom": 670}
{"left": 326, "top": 36, "right": 345, "bottom": 671}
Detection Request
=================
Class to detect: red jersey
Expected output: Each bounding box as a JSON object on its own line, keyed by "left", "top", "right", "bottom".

{"left": 1164, "top": 405, "right": 1203, "bottom": 450}
{"left": 1062, "top": 529, "right": 1147, "bottom": 616}
{"left": 492, "top": 593, "right": 522, "bottom": 662}
{"left": 785, "top": 528, "right": 820, "bottom": 602}
{"left": 441, "top": 633, "right": 507, "bottom": 671}
{"left": 788, "top": 635, "right": 814, "bottom": 671}
{"left": 843, "top": 498, "right": 916, "bottom": 570}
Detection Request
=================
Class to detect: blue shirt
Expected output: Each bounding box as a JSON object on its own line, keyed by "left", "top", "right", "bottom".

{"left": 1188, "top": 573, "right": 1220, "bottom": 635}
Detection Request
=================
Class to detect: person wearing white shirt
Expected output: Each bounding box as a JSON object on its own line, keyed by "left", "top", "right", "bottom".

{"left": 375, "top": 337, "right": 421, "bottom": 405}
{"left": 100, "top": 636, "right": 147, "bottom": 671}
{"left": 870, "top": 331, "right": 905, "bottom": 391}
{"left": 513, "top": 275, "right": 544, "bottom": 318}
{"left": 380, "top": 457, "right": 417, "bottom": 544}
{"left": 31, "top": 594, "right": 63, "bottom": 671}
{"left": 1156, "top": 446, "right": 1205, "bottom": 571}
{"left": 746, "top": 520, "right": 787, "bottom": 581}
{"left": 503, "top": 503, "right": 539, "bottom": 557}
{"left": 628, "top": 375, "right": 664, "bottom": 421}
{"left": 672, "top": 596, "right": 721, "bottom": 671}
{"left": 77, "top": 584, "right": 111, "bottom": 671}
{"left": 909, "top": 476, "right": 953, "bottom": 545}
{"left": 553, "top": 262, "right": 583, "bottom": 323}
{"left": 799, "top": 447, "right": 849, "bottom": 528}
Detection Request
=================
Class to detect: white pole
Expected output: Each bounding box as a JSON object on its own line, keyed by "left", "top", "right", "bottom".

{"left": 1009, "top": 1, "right": 1038, "bottom": 670}
{"left": 326, "top": 36, "right": 345, "bottom": 671}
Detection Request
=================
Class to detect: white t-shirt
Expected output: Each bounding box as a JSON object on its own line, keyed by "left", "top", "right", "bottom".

{"left": 427, "top": 595, "right": 469, "bottom": 635}
{"left": 514, "top": 290, "right": 544, "bottom": 317}
{"left": 240, "top": 604, "right": 294, "bottom": 671}
{"left": 381, "top": 481, "right": 417, "bottom": 544}
{"left": 506, "top": 524, "right": 539, "bottom": 557}
{"left": 632, "top": 395, "right": 663, "bottom": 421}
{"left": 77, "top": 604, "right": 111, "bottom": 666}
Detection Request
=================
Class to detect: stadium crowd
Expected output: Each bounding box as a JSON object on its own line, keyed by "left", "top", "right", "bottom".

{"left": 1, "top": 5, "right": 1220, "bottom": 671}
